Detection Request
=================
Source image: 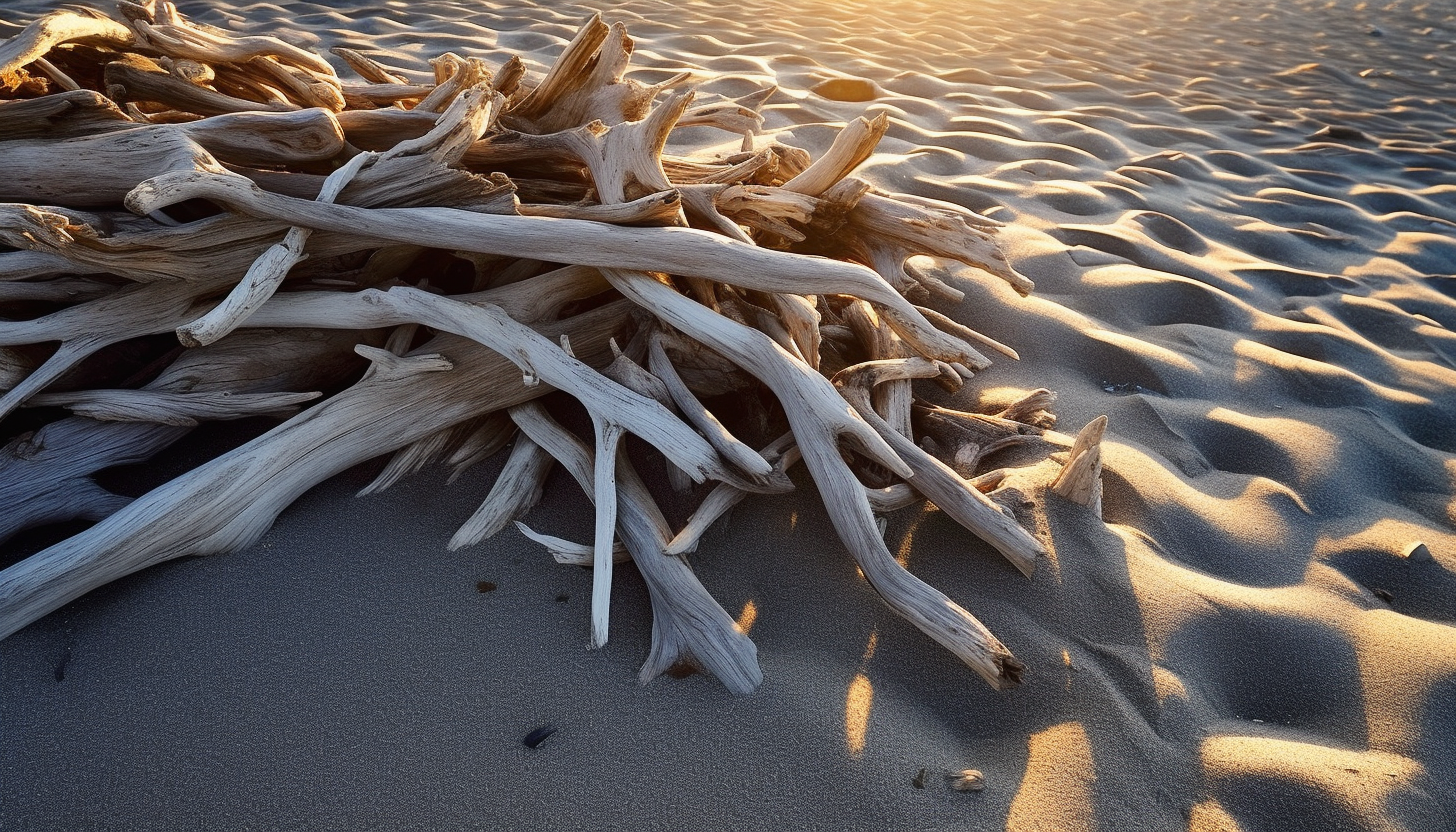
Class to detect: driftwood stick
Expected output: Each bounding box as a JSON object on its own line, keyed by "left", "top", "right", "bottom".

{"left": 599, "top": 269, "right": 1024, "bottom": 686}
{"left": 331, "top": 47, "right": 407, "bottom": 84}
{"left": 600, "top": 269, "right": 908, "bottom": 477}
{"left": 105, "top": 53, "right": 297, "bottom": 116}
{"left": 1051, "top": 415, "right": 1107, "bottom": 517}
{"left": 506, "top": 13, "right": 610, "bottom": 128}
{"left": 796, "top": 415, "right": 1025, "bottom": 689}
{"left": 844, "top": 300, "right": 916, "bottom": 437}
{"left": 174, "top": 108, "right": 346, "bottom": 167}
{"left": 509, "top": 401, "right": 761, "bottom": 692}
{"left": 647, "top": 332, "right": 775, "bottom": 480}
{"left": 665, "top": 432, "right": 798, "bottom": 556}
{"left": 781, "top": 113, "right": 888, "bottom": 197}
{"left": 361, "top": 286, "right": 735, "bottom": 485}
{"left": 914, "top": 304, "right": 1017, "bottom": 361}
{"left": 0, "top": 279, "right": 216, "bottom": 420}
{"left": 834, "top": 359, "right": 1044, "bottom": 577}
{"left": 449, "top": 435, "right": 554, "bottom": 550}
{"left": 587, "top": 416, "right": 625, "bottom": 646}
{"left": 127, "top": 171, "right": 981, "bottom": 364}
{"left": 0, "top": 276, "right": 113, "bottom": 302}
{"left": 0, "top": 11, "right": 134, "bottom": 87}
{"left": 26, "top": 389, "right": 320, "bottom": 425}
{"left": 445, "top": 412, "right": 517, "bottom": 482}
{"left": 128, "top": 15, "right": 335, "bottom": 78}
{"left": 174, "top": 150, "right": 372, "bottom": 347}
{"left": 516, "top": 190, "right": 682, "bottom": 225}
{"left": 0, "top": 327, "right": 368, "bottom": 544}
{"left": 513, "top": 521, "right": 628, "bottom": 565}
{"left": 0, "top": 90, "right": 133, "bottom": 141}
{"left": 850, "top": 192, "right": 1032, "bottom": 295}
{"left": 0, "top": 123, "right": 223, "bottom": 205}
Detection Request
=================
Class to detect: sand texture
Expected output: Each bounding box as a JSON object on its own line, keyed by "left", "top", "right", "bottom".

{"left": 4, "top": 0, "right": 1456, "bottom": 829}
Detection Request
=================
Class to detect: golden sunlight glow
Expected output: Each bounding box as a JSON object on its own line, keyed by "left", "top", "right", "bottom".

{"left": 734, "top": 600, "right": 758, "bottom": 634}
{"left": 1007, "top": 721, "right": 1098, "bottom": 832}
{"left": 1349, "top": 608, "right": 1456, "bottom": 755}
{"left": 845, "top": 673, "right": 873, "bottom": 757}
{"left": 1200, "top": 735, "right": 1419, "bottom": 811}
{"left": 1151, "top": 664, "right": 1189, "bottom": 703}
{"left": 1187, "top": 799, "right": 1242, "bottom": 832}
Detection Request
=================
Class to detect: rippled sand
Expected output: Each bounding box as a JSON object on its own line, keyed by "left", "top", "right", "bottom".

{"left": 3, "top": 0, "right": 1456, "bottom": 830}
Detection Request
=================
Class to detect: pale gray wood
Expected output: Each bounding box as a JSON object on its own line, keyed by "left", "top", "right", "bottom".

{"left": 0, "top": 302, "right": 631, "bottom": 642}
{"left": 509, "top": 401, "right": 762, "bottom": 693}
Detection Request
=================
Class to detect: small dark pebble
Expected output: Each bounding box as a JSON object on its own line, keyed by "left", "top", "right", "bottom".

{"left": 555, "top": 593, "right": 570, "bottom": 603}
{"left": 912, "top": 768, "right": 928, "bottom": 789}
{"left": 1368, "top": 27, "right": 1383, "bottom": 36}
{"left": 523, "top": 724, "right": 558, "bottom": 749}
{"left": 476, "top": 581, "right": 497, "bottom": 593}
{"left": 1373, "top": 588, "right": 1394, "bottom": 603}
{"left": 1312, "top": 125, "right": 1371, "bottom": 142}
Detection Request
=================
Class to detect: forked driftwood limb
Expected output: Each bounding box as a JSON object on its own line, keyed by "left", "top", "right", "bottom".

{"left": 509, "top": 401, "right": 761, "bottom": 692}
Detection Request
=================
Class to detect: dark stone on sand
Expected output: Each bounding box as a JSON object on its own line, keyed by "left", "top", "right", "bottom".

{"left": 523, "top": 724, "right": 558, "bottom": 749}
{"left": 1311, "top": 125, "right": 1372, "bottom": 142}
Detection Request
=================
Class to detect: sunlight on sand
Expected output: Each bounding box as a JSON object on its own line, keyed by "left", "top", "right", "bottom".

{"left": 1008, "top": 722, "right": 1097, "bottom": 832}
{"left": 845, "top": 673, "right": 873, "bottom": 757}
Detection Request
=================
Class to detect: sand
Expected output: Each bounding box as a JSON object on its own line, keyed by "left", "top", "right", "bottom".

{"left": 3, "top": 0, "right": 1456, "bottom": 829}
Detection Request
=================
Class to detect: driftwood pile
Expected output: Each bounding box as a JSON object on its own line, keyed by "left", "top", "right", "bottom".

{"left": 0, "top": 2, "right": 1107, "bottom": 694}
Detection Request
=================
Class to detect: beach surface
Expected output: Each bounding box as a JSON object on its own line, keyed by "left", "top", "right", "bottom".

{"left": 3, "top": 0, "right": 1456, "bottom": 829}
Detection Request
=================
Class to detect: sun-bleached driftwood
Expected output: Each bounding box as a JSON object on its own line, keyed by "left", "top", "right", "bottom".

{"left": 0, "top": 328, "right": 370, "bottom": 545}
{"left": 0, "top": 302, "right": 630, "bottom": 642}
{"left": 833, "top": 358, "right": 1044, "bottom": 578}
{"left": 449, "top": 435, "right": 556, "bottom": 550}
{"left": 126, "top": 171, "right": 982, "bottom": 364}
{"left": 598, "top": 267, "right": 1024, "bottom": 689}
{"left": 1051, "top": 414, "right": 1108, "bottom": 517}
{"left": 0, "top": 3, "right": 1104, "bottom": 697}
{"left": 0, "top": 89, "right": 133, "bottom": 139}
{"left": 508, "top": 400, "right": 761, "bottom": 693}
{"left": 0, "top": 10, "right": 134, "bottom": 92}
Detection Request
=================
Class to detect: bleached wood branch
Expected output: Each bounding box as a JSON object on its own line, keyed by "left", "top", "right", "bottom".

{"left": 509, "top": 401, "right": 761, "bottom": 692}
{"left": 0, "top": 302, "right": 631, "bottom": 641}
{"left": 126, "top": 171, "right": 982, "bottom": 364}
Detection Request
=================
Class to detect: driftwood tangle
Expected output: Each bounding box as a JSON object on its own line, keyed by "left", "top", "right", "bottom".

{"left": 0, "top": 1, "right": 1108, "bottom": 694}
